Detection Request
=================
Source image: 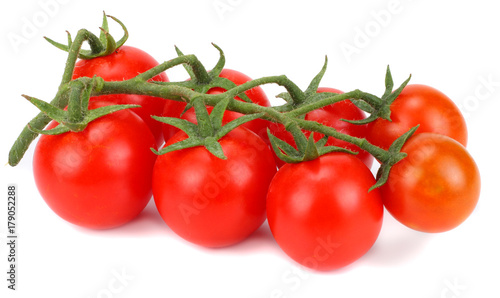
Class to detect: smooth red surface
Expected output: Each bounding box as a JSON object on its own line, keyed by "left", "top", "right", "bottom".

{"left": 153, "top": 127, "right": 277, "bottom": 248}
{"left": 33, "top": 101, "right": 157, "bottom": 229}
{"left": 266, "top": 153, "right": 383, "bottom": 271}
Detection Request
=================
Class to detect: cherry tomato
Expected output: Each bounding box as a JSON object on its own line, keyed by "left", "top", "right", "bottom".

{"left": 266, "top": 153, "right": 383, "bottom": 271}
{"left": 380, "top": 133, "right": 480, "bottom": 233}
{"left": 33, "top": 101, "right": 158, "bottom": 229}
{"left": 72, "top": 45, "right": 169, "bottom": 147}
{"left": 269, "top": 87, "right": 373, "bottom": 168}
{"left": 153, "top": 127, "right": 277, "bottom": 248}
{"left": 367, "top": 84, "right": 467, "bottom": 150}
{"left": 161, "top": 68, "right": 271, "bottom": 143}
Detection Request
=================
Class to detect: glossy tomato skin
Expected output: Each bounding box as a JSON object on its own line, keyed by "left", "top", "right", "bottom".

{"left": 153, "top": 127, "right": 277, "bottom": 248}
{"left": 367, "top": 84, "right": 467, "bottom": 150}
{"left": 380, "top": 133, "right": 480, "bottom": 233}
{"left": 267, "top": 153, "right": 383, "bottom": 271}
{"left": 269, "top": 87, "right": 373, "bottom": 169}
{"left": 72, "top": 45, "right": 169, "bottom": 148}
{"left": 161, "top": 68, "right": 271, "bottom": 143}
{"left": 33, "top": 101, "right": 157, "bottom": 229}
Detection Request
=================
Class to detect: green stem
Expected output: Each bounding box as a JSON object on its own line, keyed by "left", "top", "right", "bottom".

{"left": 67, "top": 81, "right": 85, "bottom": 123}
{"left": 192, "top": 97, "right": 214, "bottom": 137}
{"left": 60, "top": 29, "right": 94, "bottom": 85}
{"left": 9, "top": 62, "right": 390, "bottom": 166}
{"left": 219, "top": 75, "right": 305, "bottom": 106}
{"left": 98, "top": 77, "right": 381, "bottom": 156}
{"left": 100, "top": 75, "right": 304, "bottom": 119}
{"left": 99, "top": 79, "right": 199, "bottom": 101}
{"left": 122, "top": 76, "right": 387, "bottom": 160}
{"left": 287, "top": 90, "right": 382, "bottom": 118}
{"left": 100, "top": 75, "right": 314, "bottom": 154}
{"left": 8, "top": 29, "right": 108, "bottom": 166}
{"left": 136, "top": 54, "right": 211, "bottom": 83}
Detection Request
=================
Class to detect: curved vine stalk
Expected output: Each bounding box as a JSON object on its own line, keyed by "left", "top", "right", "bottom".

{"left": 7, "top": 16, "right": 415, "bottom": 190}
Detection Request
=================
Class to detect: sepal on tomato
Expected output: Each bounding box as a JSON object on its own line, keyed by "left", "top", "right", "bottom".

{"left": 44, "top": 12, "right": 128, "bottom": 60}
{"left": 267, "top": 128, "right": 355, "bottom": 164}
{"left": 27, "top": 122, "right": 70, "bottom": 135}
{"left": 303, "top": 56, "right": 328, "bottom": 100}
{"left": 152, "top": 97, "right": 263, "bottom": 158}
{"left": 370, "top": 125, "right": 419, "bottom": 191}
{"left": 344, "top": 66, "right": 411, "bottom": 125}
{"left": 274, "top": 57, "right": 329, "bottom": 108}
{"left": 25, "top": 93, "right": 140, "bottom": 135}
{"left": 174, "top": 44, "right": 253, "bottom": 103}
{"left": 23, "top": 76, "right": 140, "bottom": 135}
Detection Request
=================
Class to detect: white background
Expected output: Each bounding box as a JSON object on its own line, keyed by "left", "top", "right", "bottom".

{"left": 1, "top": 0, "right": 499, "bottom": 297}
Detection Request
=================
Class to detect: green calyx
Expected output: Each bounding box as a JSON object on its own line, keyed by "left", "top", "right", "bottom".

{"left": 152, "top": 97, "right": 263, "bottom": 158}
{"left": 264, "top": 62, "right": 415, "bottom": 179}
{"left": 173, "top": 44, "right": 254, "bottom": 104}
{"left": 274, "top": 57, "right": 329, "bottom": 109}
{"left": 268, "top": 129, "right": 355, "bottom": 163}
{"left": 370, "top": 125, "right": 419, "bottom": 191}
{"left": 265, "top": 57, "right": 355, "bottom": 163}
{"left": 44, "top": 12, "right": 128, "bottom": 60}
{"left": 345, "top": 66, "right": 411, "bottom": 125}
{"left": 25, "top": 77, "right": 139, "bottom": 135}
{"left": 278, "top": 61, "right": 411, "bottom": 126}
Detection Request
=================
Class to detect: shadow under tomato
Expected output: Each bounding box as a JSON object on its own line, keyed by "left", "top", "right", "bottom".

{"left": 195, "top": 220, "right": 284, "bottom": 256}
{"left": 359, "top": 209, "right": 435, "bottom": 267}
{"left": 73, "top": 199, "right": 174, "bottom": 237}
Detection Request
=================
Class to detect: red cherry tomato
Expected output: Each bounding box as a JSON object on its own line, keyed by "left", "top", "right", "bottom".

{"left": 161, "top": 68, "right": 271, "bottom": 143}
{"left": 367, "top": 84, "right": 467, "bottom": 150}
{"left": 72, "top": 45, "right": 169, "bottom": 147}
{"left": 380, "top": 133, "right": 480, "bottom": 233}
{"left": 269, "top": 87, "right": 373, "bottom": 168}
{"left": 153, "top": 127, "right": 277, "bottom": 248}
{"left": 33, "top": 101, "right": 157, "bottom": 229}
{"left": 267, "top": 153, "right": 383, "bottom": 271}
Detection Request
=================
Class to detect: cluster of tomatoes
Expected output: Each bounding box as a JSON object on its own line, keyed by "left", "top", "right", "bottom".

{"left": 30, "top": 44, "right": 480, "bottom": 272}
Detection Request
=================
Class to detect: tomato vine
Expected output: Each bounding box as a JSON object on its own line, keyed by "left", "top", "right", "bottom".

{"left": 8, "top": 14, "right": 417, "bottom": 190}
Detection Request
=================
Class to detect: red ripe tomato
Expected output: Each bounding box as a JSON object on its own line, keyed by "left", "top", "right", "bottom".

{"left": 268, "top": 87, "right": 373, "bottom": 168}
{"left": 153, "top": 127, "right": 277, "bottom": 248}
{"left": 367, "top": 84, "right": 467, "bottom": 150}
{"left": 33, "top": 101, "right": 157, "bottom": 229}
{"left": 266, "top": 153, "right": 383, "bottom": 271}
{"left": 161, "top": 68, "right": 271, "bottom": 143}
{"left": 72, "top": 45, "right": 169, "bottom": 147}
{"left": 380, "top": 133, "right": 480, "bottom": 233}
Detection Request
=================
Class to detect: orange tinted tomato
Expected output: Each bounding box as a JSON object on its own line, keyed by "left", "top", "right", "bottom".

{"left": 381, "top": 133, "right": 480, "bottom": 233}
